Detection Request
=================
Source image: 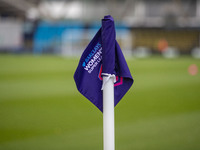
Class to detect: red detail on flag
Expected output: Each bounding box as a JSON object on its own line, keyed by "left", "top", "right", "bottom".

{"left": 114, "top": 77, "right": 123, "bottom": 87}
{"left": 98, "top": 65, "right": 103, "bottom": 80}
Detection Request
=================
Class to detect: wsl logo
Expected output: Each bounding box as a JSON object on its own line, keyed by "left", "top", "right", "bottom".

{"left": 82, "top": 42, "right": 102, "bottom": 74}
{"left": 98, "top": 65, "right": 123, "bottom": 87}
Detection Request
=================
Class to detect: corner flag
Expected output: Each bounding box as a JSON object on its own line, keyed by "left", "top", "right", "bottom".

{"left": 74, "top": 15, "right": 133, "bottom": 112}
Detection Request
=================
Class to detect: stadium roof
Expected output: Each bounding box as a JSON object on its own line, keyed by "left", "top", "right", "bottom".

{"left": 0, "top": 0, "right": 199, "bottom": 28}
{"left": 0, "top": 0, "right": 39, "bottom": 18}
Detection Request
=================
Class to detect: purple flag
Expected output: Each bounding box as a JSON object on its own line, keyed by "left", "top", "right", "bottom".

{"left": 74, "top": 15, "right": 133, "bottom": 112}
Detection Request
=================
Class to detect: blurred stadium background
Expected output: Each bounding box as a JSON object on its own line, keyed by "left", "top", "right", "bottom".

{"left": 0, "top": 0, "right": 200, "bottom": 150}
{"left": 0, "top": 0, "right": 200, "bottom": 56}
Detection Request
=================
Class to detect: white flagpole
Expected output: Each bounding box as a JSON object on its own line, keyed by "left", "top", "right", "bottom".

{"left": 103, "top": 76, "right": 115, "bottom": 150}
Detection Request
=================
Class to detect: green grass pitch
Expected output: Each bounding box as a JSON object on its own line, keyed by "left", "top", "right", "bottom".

{"left": 0, "top": 54, "right": 200, "bottom": 150}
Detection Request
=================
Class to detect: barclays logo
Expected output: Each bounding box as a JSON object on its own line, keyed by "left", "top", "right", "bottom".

{"left": 82, "top": 62, "right": 86, "bottom": 67}
{"left": 82, "top": 42, "right": 101, "bottom": 68}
